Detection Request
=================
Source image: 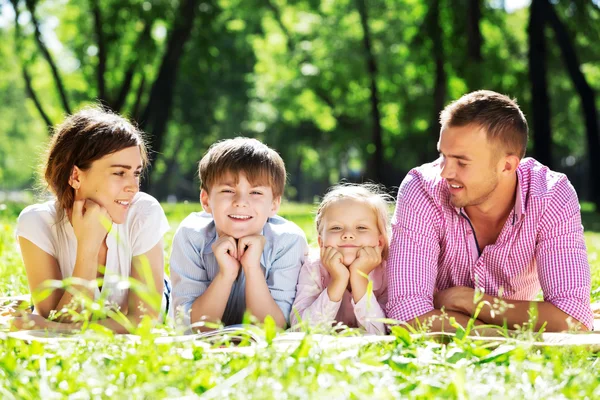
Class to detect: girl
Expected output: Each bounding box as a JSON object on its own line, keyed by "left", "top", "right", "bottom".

{"left": 13, "top": 107, "right": 170, "bottom": 333}
{"left": 291, "top": 184, "right": 390, "bottom": 334}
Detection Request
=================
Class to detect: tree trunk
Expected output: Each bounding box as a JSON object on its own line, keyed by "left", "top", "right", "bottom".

{"left": 140, "top": 0, "right": 201, "bottom": 193}
{"left": 528, "top": 0, "right": 552, "bottom": 167}
{"left": 428, "top": 0, "right": 447, "bottom": 163}
{"left": 10, "top": 0, "right": 53, "bottom": 129}
{"left": 546, "top": 1, "right": 600, "bottom": 209}
{"left": 356, "top": 0, "right": 383, "bottom": 183}
{"left": 465, "top": 0, "right": 483, "bottom": 90}
{"left": 25, "top": 0, "right": 71, "bottom": 114}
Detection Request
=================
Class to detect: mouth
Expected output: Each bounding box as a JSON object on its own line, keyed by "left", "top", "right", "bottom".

{"left": 228, "top": 214, "right": 253, "bottom": 221}
{"left": 338, "top": 245, "right": 359, "bottom": 248}
{"left": 447, "top": 182, "right": 464, "bottom": 193}
{"left": 114, "top": 200, "right": 131, "bottom": 208}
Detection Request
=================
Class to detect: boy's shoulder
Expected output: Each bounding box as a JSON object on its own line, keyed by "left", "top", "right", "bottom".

{"left": 175, "top": 211, "right": 216, "bottom": 236}
{"left": 263, "top": 214, "right": 307, "bottom": 240}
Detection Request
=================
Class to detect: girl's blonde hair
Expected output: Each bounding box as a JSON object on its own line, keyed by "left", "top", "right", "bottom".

{"left": 315, "top": 183, "right": 393, "bottom": 260}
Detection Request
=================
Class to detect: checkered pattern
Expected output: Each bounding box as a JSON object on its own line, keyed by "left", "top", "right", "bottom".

{"left": 386, "top": 158, "right": 593, "bottom": 330}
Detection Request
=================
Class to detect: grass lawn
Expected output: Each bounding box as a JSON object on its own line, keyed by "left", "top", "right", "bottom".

{"left": 0, "top": 201, "right": 600, "bottom": 398}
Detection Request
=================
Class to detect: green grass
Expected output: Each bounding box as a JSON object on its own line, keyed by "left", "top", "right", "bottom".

{"left": 1, "top": 201, "right": 600, "bottom": 398}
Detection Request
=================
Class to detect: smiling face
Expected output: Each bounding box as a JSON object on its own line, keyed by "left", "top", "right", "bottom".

{"left": 200, "top": 171, "right": 281, "bottom": 239}
{"left": 72, "top": 146, "right": 142, "bottom": 224}
{"left": 438, "top": 124, "right": 503, "bottom": 208}
{"left": 318, "top": 198, "right": 383, "bottom": 267}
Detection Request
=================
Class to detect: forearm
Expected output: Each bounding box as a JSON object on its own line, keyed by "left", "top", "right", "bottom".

{"left": 406, "top": 309, "right": 491, "bottom": 334}
{"left": 244, "top": 267, "right": 286, "bottom": 328}
{"left": 54, "top": 246, "right": 99, "bottom": 314}
{"left": 349, "top": 270, "right": 368, "bottom": 304}
{"left": 327, "top": 275, "right": 349, "bottom": 302}
{"left": 190, "top": 274, "right": 235, "bottom": 330}
{"left": 457, "top": 295, "right": 588, "bottom": 332}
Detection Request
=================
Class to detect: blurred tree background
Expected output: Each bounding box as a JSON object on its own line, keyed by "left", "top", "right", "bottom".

{"left": 0, "top": 0, "right": 598, "bottom": 206}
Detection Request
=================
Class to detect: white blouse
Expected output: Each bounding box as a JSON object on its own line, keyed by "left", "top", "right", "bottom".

{"left": 15, "top": 192, "right": 169, "bottom": 311}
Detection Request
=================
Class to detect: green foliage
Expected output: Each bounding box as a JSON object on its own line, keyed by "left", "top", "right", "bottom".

{"left": 1, "top": 201, "right": 600, "bottom": 397}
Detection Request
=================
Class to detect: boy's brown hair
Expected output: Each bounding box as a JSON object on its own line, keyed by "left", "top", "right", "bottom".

{"left": 199, "top": 137, "right": 286, "bottom": 197}
{"left": 439, "top": 90, "right": 529, "bottom": 158}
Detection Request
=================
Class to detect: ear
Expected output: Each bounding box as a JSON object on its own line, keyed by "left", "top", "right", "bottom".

{"left": 317, "top": 236, "right": 323, "bottom": 248}
{"left": 200, "top": 189, "right": 212, "bottom": 214}
{"left": 378, "top": 234, "right": 385, "bottom": 248}
{"left": 270, "top": 195, "right": 281, "bottom": 216}
{"left": 502, "top": 155, "right": 520, "bottom": 175}
{"left": 68, "top": 166, "right": 83, "bottom": 190}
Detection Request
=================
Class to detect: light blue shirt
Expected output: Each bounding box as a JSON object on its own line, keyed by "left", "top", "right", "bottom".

{"left": 170, "top": 211, "right": 309, "bottom": 327}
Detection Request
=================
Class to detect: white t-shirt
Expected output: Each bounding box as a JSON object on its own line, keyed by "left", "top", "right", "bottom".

{"left": 15, "top": 192, "right": 170, "bottom": 312}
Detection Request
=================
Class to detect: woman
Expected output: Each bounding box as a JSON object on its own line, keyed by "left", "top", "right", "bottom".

{"left": 14, "top": 107, "right": 169, "bottom": 333}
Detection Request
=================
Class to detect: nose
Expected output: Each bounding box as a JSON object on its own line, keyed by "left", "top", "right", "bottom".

{"left": 126, "top": 175, "right": 140, "bottom": 193}
{"left": 341, "top": 230, "right": 355, "bottom": 240}
{"left": 233, "top": 192, "right": 248, "bottom": 207}
{"left": 440, "top": 158, "right": 454, "bottom": 180}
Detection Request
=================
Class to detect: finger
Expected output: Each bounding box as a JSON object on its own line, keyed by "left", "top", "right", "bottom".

{"left": 227, "top": 237, "right": 238, "bottom": 259}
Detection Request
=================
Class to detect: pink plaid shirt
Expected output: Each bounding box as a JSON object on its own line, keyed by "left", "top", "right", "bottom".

{"left": 386, "top": 157, "right": 593, "bottom": 330}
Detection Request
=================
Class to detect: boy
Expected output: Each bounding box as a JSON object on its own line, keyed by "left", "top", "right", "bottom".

{"left": 170, "top": 137, "right": 308, "bottom": 329}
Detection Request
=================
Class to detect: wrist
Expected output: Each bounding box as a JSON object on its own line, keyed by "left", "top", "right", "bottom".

{"left": 216, "top": 271, "right": 237, "bottom": 285}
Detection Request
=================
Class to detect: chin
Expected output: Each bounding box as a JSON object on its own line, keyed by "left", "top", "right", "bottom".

{"left": 341, "top": 255, "right": 357, "bottom": 267}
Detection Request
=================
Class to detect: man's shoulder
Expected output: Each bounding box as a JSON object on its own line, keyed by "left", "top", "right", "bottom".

{"left": 399, "top": 159, "right": 448, "bottom": 206}
{"left": 518, "top": 158, "right": 575, "bottom": 201}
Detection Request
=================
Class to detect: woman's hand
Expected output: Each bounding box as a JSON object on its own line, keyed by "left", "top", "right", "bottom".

{"left": 71, "top": 199, "right": 112, "bottom": 254}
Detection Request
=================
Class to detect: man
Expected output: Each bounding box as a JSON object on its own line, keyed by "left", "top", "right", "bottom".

{"left": 386, "top": 90, "right": 593, "bottom": 332}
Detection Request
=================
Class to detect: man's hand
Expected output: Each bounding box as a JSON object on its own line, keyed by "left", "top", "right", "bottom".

{"left": 238, "top": 235, "right": 266, "bottom": 271}
{"left": 348, "top": 245, "right": 383, "bottom": 277}
{"left": 433, "top": 286, "right": 475, "bottom": 315}
{"left": 212, "top": 236, "right": 241, "bottom": 282}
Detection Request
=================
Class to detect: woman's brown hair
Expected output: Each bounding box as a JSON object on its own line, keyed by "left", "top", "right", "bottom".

{"left": 41, "top": 106, "right": 148, "bottom": 212}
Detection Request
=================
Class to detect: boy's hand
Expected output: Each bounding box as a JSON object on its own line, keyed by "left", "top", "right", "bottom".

{"left": 238, "top": 235, "right": 266, "bottom": 271}
{"left": 212, "top": 236, "right": 241, "bottom": 281}
{"left": 349, "top": 245, "right": 382, "bottom": 277}
{"left": 321, "top": 246, "right": 350, "bottom": 284}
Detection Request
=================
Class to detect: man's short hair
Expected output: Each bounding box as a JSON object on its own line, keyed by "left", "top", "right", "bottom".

{"left": 439, "top": 90, "right": 529, "bottom": 158}
{"left": 199, "top": 137, "right": 286, "bottom": 197}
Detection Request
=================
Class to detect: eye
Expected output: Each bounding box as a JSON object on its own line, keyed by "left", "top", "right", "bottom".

{"left": 330, "top": 226, "right": 342, "bottom": 231}
{"left": 458, "top": 162, "right": 467, "bottom": 167}
{"left": 221, "top": 189, "right": 234, "bottom": 193}
{"left": 357, "top": 226, "right": 368, "bottom": 230}
{"left": 134, "top": 171, "right": 142, "bottom": 178}
{"left": 251, "top": 191, "right": 263, "bottom": 195}
{"left": 113, "top": 171, "right": 125, "bottom": 177}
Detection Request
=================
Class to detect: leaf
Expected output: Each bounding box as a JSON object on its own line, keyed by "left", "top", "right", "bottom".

{"left": 264, "top": 315, "right": 276, "bottom": 345}
{"left": 390, "top": 326, "right": 412, "bottom": 346}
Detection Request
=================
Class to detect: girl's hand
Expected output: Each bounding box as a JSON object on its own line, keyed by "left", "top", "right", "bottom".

{"left": 349, "top": 245, "right": 383, "bottom": 277}
{"left": 71, "top": 199, "right": 112, "bottom": 254}
{"left": 321, "top": 246, "right": 350, "bottom": 283}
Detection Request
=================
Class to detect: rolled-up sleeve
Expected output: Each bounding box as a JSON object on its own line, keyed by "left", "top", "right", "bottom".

{"left": 352, "top": 280, "right": 387, "bottom": 335}
{"left": 266, "top": 232, "right": 309, "bottom": 325}
{"left": 386, "top": 171, "right": 442, "bottom": 323}
{"left": 169, "top": 227, "right": 210, "bottom": 326}
{"left": 536, "top": 179, "right": 593, "bottom": 330}
{"left": 290, "top": 258, "right": 341, "bottom": 328}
